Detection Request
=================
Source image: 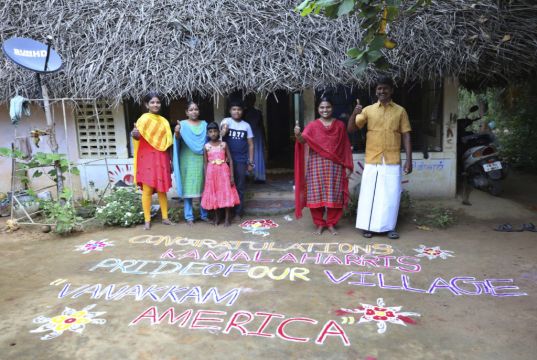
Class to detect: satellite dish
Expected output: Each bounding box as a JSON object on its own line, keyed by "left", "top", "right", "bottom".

{"left": 2, "top": 37, "right": 62, "bottom": 73}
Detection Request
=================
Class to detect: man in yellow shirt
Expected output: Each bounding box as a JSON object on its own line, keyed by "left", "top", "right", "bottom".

{"left": 348, "top": 77, "right": 413, "bottom": 239}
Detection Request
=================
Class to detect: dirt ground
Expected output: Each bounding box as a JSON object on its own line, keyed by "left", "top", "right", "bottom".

{"left": 1, "top": 174, "right": 536, "bottom": 360}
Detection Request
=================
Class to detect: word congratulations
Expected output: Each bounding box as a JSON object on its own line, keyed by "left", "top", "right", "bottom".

{"left": 129, "top": 235, "right": 394, "bottom": 255}
{"left": 57, "top": 282, "right": 240, "bottom": 306}
{"left": 325, "top": 271, "right": 527, "bottom": 297}
{"left": 89, "top": 258, "right": 311, "bottom": 282}
{"left": 130, "top": 306, "right": 350, "bottom": 347}
{"left": 160, "top": 249, "right": 421, "bottom": 273}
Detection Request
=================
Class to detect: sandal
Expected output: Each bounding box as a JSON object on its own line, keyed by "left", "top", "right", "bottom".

{"left": 143, "top": 222, "right": 151, "bottom": 231}
{"left": 162, "top": 219, "right": 175, "bottom": 226}
{"left": 522, "top": 223, "right": 537, "bottom": 232}
{"left": 387, "top": 231, "right": 400, "bottom": 240}
{"left": 494, "top": 224, "right": 522, "bottom": 232}
{"left": 362, "top": 231, "right": 373, "bottom": 239}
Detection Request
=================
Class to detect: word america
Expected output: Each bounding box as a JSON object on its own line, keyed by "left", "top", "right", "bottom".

{"left": 130, "top": 306, "right": 350, "bottom": 347}
{"left": 129, "top": 235, "right": 394, "bottom": 255}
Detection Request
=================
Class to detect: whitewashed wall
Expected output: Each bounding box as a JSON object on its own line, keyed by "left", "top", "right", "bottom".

{"left": 0, "top": 101, "right": 129, "bottom": 200}
{"left": 0, "top": 102, "right": 81, "bottom": 197}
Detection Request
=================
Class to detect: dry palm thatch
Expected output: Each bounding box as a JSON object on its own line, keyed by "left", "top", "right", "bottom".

{"left": 0, "top": 0, "right": 536, "bottom": 103}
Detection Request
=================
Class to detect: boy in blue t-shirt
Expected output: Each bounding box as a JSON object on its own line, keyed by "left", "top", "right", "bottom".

{"left": 220, "top": 101, "right": 254, "bottom": 218}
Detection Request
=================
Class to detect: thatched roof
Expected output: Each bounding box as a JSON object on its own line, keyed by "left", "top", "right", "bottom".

{"left": 0, "top": 0, "right": 536, "bottom": 103}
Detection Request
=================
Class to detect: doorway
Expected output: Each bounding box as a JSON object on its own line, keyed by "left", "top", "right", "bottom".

{"left": 266, "top": 90, "right": 295, "bottom": 170}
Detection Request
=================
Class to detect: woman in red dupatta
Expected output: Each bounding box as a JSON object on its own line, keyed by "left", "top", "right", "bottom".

{"left": 294, "top": 98, "right": 353, "bottom": 235}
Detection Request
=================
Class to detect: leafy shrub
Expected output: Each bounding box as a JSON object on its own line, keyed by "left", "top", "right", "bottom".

{"left": 41, "top": 200, "right": 82, "bottom": 234}
{"left": 168, "top": 207, "right": 184, "bottom": 223}
{"left": 96, "top": 187, "right": 144, "bottom": 227}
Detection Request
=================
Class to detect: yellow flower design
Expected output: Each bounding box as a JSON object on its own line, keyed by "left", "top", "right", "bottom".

{"left": 50, "top": 311, "right": 92, "bottom": 332}
{"left": 31, "top": 304, "right": 106, "bottom": 340}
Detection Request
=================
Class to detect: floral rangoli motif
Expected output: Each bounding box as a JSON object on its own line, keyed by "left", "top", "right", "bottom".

{"left": 414, "top": 244, "right": 454, "bottom": 260}
{"left": 340, "top": 298, "right": 420, "bottom": 334}
{"left": 30, "top": 304, "right": 106, "bottom": 340}
{"left": 239, "top": 219, "right": 279, "bottom": 237}
{"left": 75, "top": 239, "right": 114, "bottom": 254}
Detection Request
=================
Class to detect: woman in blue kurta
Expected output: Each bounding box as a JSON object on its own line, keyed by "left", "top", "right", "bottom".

{"left": 172, "top": 101, "right": 208, "bottom": 225}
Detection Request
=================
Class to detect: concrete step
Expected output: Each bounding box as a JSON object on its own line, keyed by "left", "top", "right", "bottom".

{"left": 244, "top": 198, "right": 295, "bottom": 216}
{"left": 245, "top": 190, "right": 294, "bottom": 201}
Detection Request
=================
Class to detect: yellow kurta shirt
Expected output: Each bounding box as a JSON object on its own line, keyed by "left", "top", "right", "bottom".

{"left": 355, "top": 100, "right": 411, "bottom": 164}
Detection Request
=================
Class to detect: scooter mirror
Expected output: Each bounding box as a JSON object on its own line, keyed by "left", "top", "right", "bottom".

{"left": 469, "top": 105, "right": 479, "bottom": 113}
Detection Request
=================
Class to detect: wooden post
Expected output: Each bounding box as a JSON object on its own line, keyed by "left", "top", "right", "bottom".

{"left": 38, "top": 75, "right": 64, "bottom": 198}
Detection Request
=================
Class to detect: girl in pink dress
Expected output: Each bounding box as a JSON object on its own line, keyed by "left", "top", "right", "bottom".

{"left": 201, "top": 122, "right": 241, "bottom": 226}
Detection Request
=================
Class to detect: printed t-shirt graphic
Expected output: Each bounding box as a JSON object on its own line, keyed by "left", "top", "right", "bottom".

{"left": 222, "top": 118, "right": 254, "bottom": 163}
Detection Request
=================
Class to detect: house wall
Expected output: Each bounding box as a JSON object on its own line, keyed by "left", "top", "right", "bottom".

{"left": 0, "top": 101, "right": 83, "bottom": 198}
{"left": 0, "top": 100, "right": 129, "bottom": 200}
{"left": 0, "top": 79, "right": 459, "bottom": 200}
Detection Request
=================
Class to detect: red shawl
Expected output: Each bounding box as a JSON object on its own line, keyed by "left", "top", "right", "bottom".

{"left": 294, "top": 119, "right": 354, "bottom": 219}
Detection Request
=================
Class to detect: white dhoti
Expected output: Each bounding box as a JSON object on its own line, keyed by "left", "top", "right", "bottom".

{"left": 356, "top": 163, "right": 401, "bottom": 232}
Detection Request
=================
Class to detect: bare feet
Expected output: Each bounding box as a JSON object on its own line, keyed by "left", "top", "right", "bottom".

{"left": 143, "top": 222, "right": 151, "bottom": 230}
{"left": 224, "top": 220, "right": 231, "bottom": 227}
{"left": 186, "top": 220, "right": 194, "bottom": 227}
{"left": 327, "top": 225, "right": 338, "bottom": 235}
{"left": 162, "top": 219, "right": 174, "bottom": 225}
{"left": 314, "top": 226, "right": 324, "bottom": 235}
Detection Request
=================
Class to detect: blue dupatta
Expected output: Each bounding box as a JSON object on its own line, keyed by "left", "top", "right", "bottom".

{"left": 173, "top": 120, "right": 207, "bottom": 198}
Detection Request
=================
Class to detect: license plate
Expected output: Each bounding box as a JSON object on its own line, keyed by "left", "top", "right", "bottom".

{"left": 483, "top": 161, "right": 502, "bottom": 172}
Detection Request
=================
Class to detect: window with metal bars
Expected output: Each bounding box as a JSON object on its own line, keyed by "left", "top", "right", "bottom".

{"left": 75, "top": 101, "right": 118, "bottom": 158}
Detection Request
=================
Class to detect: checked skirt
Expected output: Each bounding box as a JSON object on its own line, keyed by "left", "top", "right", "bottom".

{"left": 305, "top": 149, "right": 345, "bottom": 208}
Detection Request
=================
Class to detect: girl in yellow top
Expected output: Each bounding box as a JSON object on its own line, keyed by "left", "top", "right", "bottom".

{"left": 131, "top": 92, "right": 174, "bottom": 230}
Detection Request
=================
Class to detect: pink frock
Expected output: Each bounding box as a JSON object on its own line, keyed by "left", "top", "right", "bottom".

{"left": 201, "top": 143, "right": 241, "bottom": 210}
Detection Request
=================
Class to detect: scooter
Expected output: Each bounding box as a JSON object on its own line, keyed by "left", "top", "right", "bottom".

{"left": 458, "top": 106, "right": 507, "bottom": 196}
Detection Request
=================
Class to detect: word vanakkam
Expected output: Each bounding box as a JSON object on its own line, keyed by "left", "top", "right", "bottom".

{"left": 58, "top": 282, "right": 240, "bottom": 306}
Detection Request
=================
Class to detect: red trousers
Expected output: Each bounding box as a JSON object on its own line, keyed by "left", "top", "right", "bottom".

{"left": 309, "top": 207, "right": 343, "bottom": 227}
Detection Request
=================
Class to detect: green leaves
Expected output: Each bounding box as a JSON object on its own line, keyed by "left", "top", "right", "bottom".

{"left": 337, "top": 0, "right": 356, "bottom": 16}
{"left": 40, "top": 199, "right": 81, "bottom": 234}
{"left": 0, "top": 147, "right": 23, "bottom": 158}
{"left": 0, "top": 150, "right": 78, "bottom": 186}
{"left": 346, "top": 47, "right": 364, "bottom": 58}
{"left": 296, "top": 0, "right": 430, "bottom": 74}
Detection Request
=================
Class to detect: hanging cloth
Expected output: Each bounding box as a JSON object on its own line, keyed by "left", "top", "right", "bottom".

{"left": 9, "top": 95, "right": 31, "bottom": 125}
